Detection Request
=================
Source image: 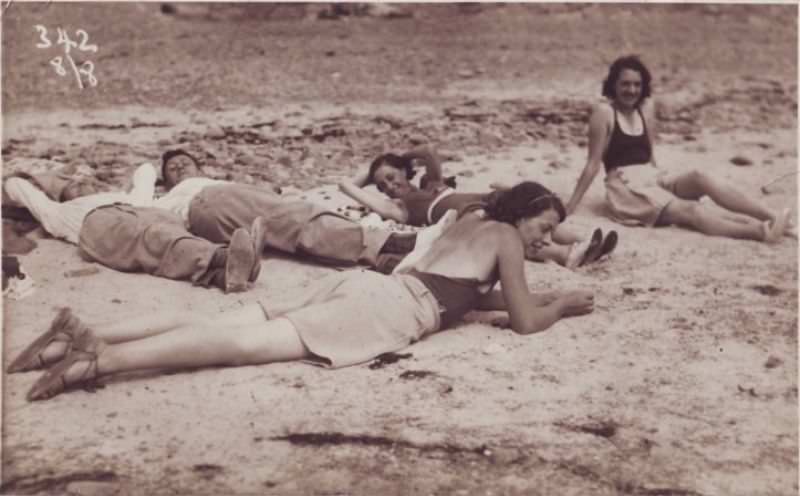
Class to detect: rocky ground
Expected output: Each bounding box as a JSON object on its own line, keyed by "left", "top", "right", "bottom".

{"left": 1, "top": 3, "right": 798, "bottom": 495}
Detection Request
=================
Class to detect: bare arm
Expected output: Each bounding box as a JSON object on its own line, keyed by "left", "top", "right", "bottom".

{"left": 491, "top": 226, "right": 593, "bottom": 335}
{"left": 475, "top": 289, "right": 564, "bottom": 312}
{"left": 641, "top": 98, "right": 659, "bottom": 168}
{"left": 566, "top": 103, "right": 611, "bottom": 215}
{"left": 402, "top": 147, "right": 444, "bottom": 185}
{"left": 338, "top": 179, "right": 409, "bottom": 223}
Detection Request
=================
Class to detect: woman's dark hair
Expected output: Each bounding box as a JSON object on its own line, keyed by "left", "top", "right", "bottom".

{"left": 485, "top": 181, "right": 566, "bottom": 224}
{"left": 161, "top": 149, "right": 200, "bottom": 181}
{"left": 367, "top": 153, "right": 416, "bottom": 184}
{"left": 601, "top": 55, "right": 652, "bottom": 104}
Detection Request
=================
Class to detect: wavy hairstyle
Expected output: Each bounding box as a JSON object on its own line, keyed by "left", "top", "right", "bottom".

{"left": 601, "top": 55, "right": 652, "bottom": 105}
{"left": 161, "top": 149, "right": 200, "bottom": 184}
{"left": 367, "top": 153, "right": 457, "bottom": 189}
{"left": 484, "top": 181, "right": 566, "bottom": 225}
{"left": 367, "top": 153, "right": 416, "bottom": 185}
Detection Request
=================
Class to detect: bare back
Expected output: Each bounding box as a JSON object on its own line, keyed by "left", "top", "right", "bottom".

{"left": 407, "top": 213, "right": 504, "bottom": 284}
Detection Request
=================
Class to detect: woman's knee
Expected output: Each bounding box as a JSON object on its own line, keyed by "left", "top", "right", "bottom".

{"left": 662, "top": 200, "right": 700, "bottom": 226}
{"left": 673, "top": 170, "right": 708, "bottom": 200}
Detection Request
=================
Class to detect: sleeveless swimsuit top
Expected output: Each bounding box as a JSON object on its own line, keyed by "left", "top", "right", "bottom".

{"left": 408, "top": 269, "right": 497, "bottom": 328}
{"left": 603, "top": 107, "right": 652, "bottom": 172}
{"left": 401, "top": 187, "right": 490, "bottom": 226}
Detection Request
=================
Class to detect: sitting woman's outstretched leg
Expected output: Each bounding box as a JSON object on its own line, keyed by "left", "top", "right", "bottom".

{"left": 26, "top": 305, "right": 310, "bottom": 401}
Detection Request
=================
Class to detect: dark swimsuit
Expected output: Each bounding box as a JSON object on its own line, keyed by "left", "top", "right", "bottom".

{"left": 603, "top": 108, "right": 652, "bottom": 172}
{"left": 401, "top": 188, "right": 492, "bottom": 226}
{"left": 408, "top": 269, "right": 496, "bottom": 328}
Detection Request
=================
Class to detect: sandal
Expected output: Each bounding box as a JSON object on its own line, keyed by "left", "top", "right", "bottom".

{"left": 7, "top": 307, "right": 88, "bottom": 373}
{"left": 26, "top": 332, "right": 106, "bottom": 401}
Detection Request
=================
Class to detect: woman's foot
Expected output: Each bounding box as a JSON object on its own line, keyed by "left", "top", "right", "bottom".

{"left": 26, "top": 331, "right": 106, "bottom": 401}
{"left": 7, "top": 308, "right": 89, "bottom": 373}
{"left": 762, "top": 208, "right": 790, "bottom": 243}
{"left": 565, "top": 229, "right": 602, "bottom": 270}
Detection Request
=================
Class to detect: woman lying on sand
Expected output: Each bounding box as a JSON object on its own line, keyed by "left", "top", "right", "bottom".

{"left": 12, "top": 181, "right": 594, "bottom": 401}
{"left": 566, "top": 55, "right": 791, "bottom": 241}
{"left": 340, "top": 148, "right": 617, "bottom": 269}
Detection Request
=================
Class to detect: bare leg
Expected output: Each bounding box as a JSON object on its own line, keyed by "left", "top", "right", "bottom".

{"left": 528, "top": 243, "right": 569, "bottom": 266}
{"left": 661, "top": 199, "right": 766, "bottom": 241}
{"left": 92, "top": 312, "right": 199, "bottom": 344}
{"left": 671, "top": 170, "right": 777, "bottom": 222}
{"left": 551, "top": 225, "right": 584, "bottom": 245}
{"left": 96, "top": 305, "right": 309, "bottom": 376}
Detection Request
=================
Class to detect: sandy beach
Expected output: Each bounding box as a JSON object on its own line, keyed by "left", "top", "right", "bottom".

{"left": 1, "top": 4, "right": 797, "bottom": 495}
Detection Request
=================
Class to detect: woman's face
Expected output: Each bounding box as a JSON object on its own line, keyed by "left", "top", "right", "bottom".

{"left": 613, "top": 68, "right": 643, "bottom": 108}
{"left": 516, "top": 207, "right": 560, "bottom": 257}
{"left": 373, "top": 164, "right": 412, "bottom": 198}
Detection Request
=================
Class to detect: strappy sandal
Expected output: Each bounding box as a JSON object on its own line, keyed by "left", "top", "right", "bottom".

{"left": 26, "top": 332, "right": 106, "bottom": 401}
{"left": 7, "top": 307, "right": 88, "bottom": 374}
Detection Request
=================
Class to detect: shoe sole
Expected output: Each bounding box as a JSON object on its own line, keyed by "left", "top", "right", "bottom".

{"left": 225, "top": 229, "right": 255, "bottom": 293}
{"left": 248, "top": 217, "right": 268, "bottom": 282}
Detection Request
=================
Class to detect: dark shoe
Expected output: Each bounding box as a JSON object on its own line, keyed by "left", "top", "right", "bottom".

{"left": 7, "top": 308, "right": 88, "bottom": 373}
{"left": 572, "top": 228, "right": 603, "bottom": 268}
{"left": 248, "top": 217, "right": 268, "bottom": 283}
{"left": 582, "top": 230, "right": 618, "bottom": 266}
{"left": 26, "top": 331, "right": 106, "bottom": 401}
{"left": 224, "top": 228, "right": 256, "bottom": 293}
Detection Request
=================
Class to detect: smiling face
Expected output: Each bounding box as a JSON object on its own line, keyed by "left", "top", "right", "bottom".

{"left": 515, "top": 208, "right": 560, "bottom": 257}
{"left": 372, "top": 164, "right": 412, "bottom": 198}
{"left": 613, "top": 68, "right": 643, "bottom": 109}
{"left": 163, "top": 154, "right": 201, "bottom": 189}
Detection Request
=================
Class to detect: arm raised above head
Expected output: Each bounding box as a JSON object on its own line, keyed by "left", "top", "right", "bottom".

{"left": 402, "top": 147, "right": 443, "bottom": 185}
{"left": 566, "top": 103, "right": 611, "bottom": 215}
{"left": 338, "top": 179, "right": 409, "bottom": 223}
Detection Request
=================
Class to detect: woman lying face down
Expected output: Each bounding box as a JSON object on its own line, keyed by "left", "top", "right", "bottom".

{"left": 10, "top": 181, "right": 594, "bottom": 401}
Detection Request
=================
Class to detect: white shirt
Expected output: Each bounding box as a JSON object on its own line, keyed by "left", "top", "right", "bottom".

{"left": 3, "top": 163, "right": 157, "bottom": 245}
{"left": 152, "top": 177, "right": 230, "bottom": 225}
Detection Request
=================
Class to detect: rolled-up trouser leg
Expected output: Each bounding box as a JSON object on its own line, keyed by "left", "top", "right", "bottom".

{"left": 79, "top": 204, "right": 220, "bottom": 285}
{"left": 297, "top": 214, "right": 391, "bottom": 267}
{"left": 188, "top": 184, "right": 390, "bottom": 267}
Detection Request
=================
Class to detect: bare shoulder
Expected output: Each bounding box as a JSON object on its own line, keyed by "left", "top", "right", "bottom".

{"left": 589, "top": 101, "right": 614, "bottom": 127}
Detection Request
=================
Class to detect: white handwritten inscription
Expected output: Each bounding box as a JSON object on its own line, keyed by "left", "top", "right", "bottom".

{"left": 34, "top": 25, "right": 98, "bottom": 89}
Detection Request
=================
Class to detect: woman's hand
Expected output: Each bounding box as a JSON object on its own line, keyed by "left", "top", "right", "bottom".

{"left": 559, "top": 290, "right": 594, "bottom": 317}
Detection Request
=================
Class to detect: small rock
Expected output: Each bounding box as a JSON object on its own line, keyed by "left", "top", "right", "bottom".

{"left": 730, "top": 155, "right": 753, "bottom": 166}
{"left": 765, "top": 355, "right": 783, "bottom": 369}
{"left": 457, "top": 69, "right": 476, "bottom": 79}
{"left": 156, "top": 139, "right": 172, "bottom": 147}
{"left": 205, "top": 126, "right": 226, "bottom": 140}
{"left": 457, "top": 170, "right": 475, "bottom": 178}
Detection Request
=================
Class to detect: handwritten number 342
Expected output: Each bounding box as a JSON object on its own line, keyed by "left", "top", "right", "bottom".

{"left": 35, "top": 25, "right": 98, "bottom": 52}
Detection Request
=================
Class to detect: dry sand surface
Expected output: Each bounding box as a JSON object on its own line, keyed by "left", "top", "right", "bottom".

{"left": 1, "top": 3, "right": 798, "bottom": 495}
